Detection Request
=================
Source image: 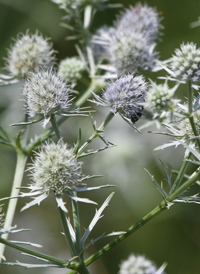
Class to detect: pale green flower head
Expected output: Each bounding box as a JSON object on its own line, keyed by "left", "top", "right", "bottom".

{"left": 145, "top": 80, "right": 180, "bottom": 118}
{"left": 166, "top": 42, "right": 200, "bottom": 82}
{"left": 58, "top": 57, "right": 85, "bottom": 87}
{"left": 179, "top": 109, "right": 200, "bottom": 139}
{"left": 5, "top": 31, "right": 56, "bottom": 77}
{"left": 119, "top": 254, "right": 166, "bottom": 274}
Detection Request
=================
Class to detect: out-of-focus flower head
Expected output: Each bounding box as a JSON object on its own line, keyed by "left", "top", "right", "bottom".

{"left": 115, "top": 3, "right": 163, "bottom": 43}
{"left": 58, "top": 56, "right": 86, "bottom": 87}
{"left": 91, "top": 3, "right": 163, "bottom": 76}
{"left": 119, "top": 254, "right": 166, "bottom": 274}
{"left": 5, "top": 31, "right": 56, "bottom": 77}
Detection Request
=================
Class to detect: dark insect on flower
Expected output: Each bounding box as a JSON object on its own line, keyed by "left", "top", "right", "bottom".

{"left": 130, "top": 105, "right": 144, "bottom": 123}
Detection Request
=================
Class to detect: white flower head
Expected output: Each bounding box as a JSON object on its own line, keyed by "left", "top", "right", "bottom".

{"left": 119, "top": 254, "right": 166, "bottom": 274}
{"left": 23, "top": 68, "right": 72, "bottom": 127}
{"left": 5, "top": 31, "right": 56, "bottom": 77}
{"left": 58, "top": 57, "right": 85, "bottom": 87}
{"left": 21, "top": 140, "right": 101, "bottom": 212}
{"left": 166, "top": 42, "right": 200, "bottom": 82}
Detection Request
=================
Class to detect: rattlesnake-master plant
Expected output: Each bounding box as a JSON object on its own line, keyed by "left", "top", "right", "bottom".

{"left": 0, "top": 1, "right": 200, "bottom": 273}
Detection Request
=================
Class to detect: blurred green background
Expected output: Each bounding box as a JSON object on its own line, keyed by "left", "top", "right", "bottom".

{"left": 1, "top": 0, "right": 200, "bottom": 273}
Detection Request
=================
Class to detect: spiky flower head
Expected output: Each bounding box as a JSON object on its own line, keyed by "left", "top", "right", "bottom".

{"left": 30, "top": 141, "right": 84, "bottom": 195}
{"left": 119, "top": 254, "right": 165, "bottom": 274}
{"left": 92, "top": 3, "right": 162, "bottom": 76}
{"left": 20, "top": 140, "right": 100, "bottom": 212}
{"left": 23, "top": 69, "right": 71, "bottom": 128}
{"left": 92, "top": 74, "right": 147, "bottom": 123}
{"left": 166, "top": 42, "right": 200, "bottom": 82}
{"left": 115, "top": 3, "right": 163, "bottom": 43}
{"left": 58, "top": 57, "right": 85, "bottom": 87}
{"left": 108, "top": 30, "right": 158, "bottom": 76}
{"left": 145, "top": 80, "right": 180, "bottom": 118}
{"left": 5, "top": 31, "right": 56, "bottom": 77}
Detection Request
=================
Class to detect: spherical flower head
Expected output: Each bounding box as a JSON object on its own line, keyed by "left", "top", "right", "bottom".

{"left": 23, "top": 69, "right": 71, "bottom": 127}
{"left": 115, "top": 3, "right": 163, "bottom": 43}
{"left": 103, "top": 74, "right": 147, "bottom": 123}
{"left": 58, "top": 57, "right": 85, "bottom": 87}
{"left": 5, "top": 31, "right": 56, "bottom": 77}
{"left": 145, "top": 81, "right": 180, "bottom": 116}
{"left": 119, "top": 254, "right": 164, "bottom": 274}
{"left": 168, "top": 42, "right": 200, "bottom": 82}
{"left": 29, "top": 141, "right": 84, "bottom": 196}
{"left": 108, "top": 29, "right": 158, "bottom": 76}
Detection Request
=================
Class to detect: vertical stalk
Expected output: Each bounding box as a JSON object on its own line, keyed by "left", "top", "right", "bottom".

{"left": 187, "top": 81, "right": 200, "bottom": 149}
{"left": 50, "top": 114, "right": 61, "bottom": 140}
{"left": 58, "top": 207, "right": 77, "bottom": 257}
{"left": 71, "top": 193, "right": 82, "bottom": 254}
{"left": 0, "top": 150, "right": 28, "bottom": 260}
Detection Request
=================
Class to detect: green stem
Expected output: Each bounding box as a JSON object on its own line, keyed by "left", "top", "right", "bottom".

{"left": 187, "top": 81, "right": 200, "bottom": 149}
{"left": 0, "top": 237, "right": 69, "bottom": 266}
{"left": 169, "top": 152, "right": 191, "bottom": 194}
{"left": 58, "top": 207, "right": 78, "bottom": 257}
{"left": 77, "top": 111, "right": 115, "bottom": 155}
{"left": 67, "top": 167, "right": 200, "bottom": 274}
{"left": 0, "top": 151, "right": 28, "bottom": 261}
{"left": 71, "top": 194, "right": 82, "bottom": 255}
{"left": 50, "top": 114, "right": 61, "bottom": 140}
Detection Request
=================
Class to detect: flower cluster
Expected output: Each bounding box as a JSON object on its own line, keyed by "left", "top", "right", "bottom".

{"left": 119, "top": 254, "right": 166, "bottom": 274}
{"left": 165, "top": 42, "right": 200, "bottom": 82}
{"left": 92, "top": 74, "right": 147, "bottom": 123}
{"left": 5, "top": 31, "right": 56, "bottom": 77}
{"left": 58, "top": 56, "right": 85, "bottom": 87}
{"left": 145, "top": 81, "right": 179, "bottom": 119}
{"left": 23, "top": 69, "right": 71, "bottom": 127}
{"left": 92, "top": 3, "right": 163, "bottom": 76}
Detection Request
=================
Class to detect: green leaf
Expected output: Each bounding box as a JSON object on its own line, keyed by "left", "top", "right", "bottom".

{"left": 81, "top": 192, "right": 115, "bottom": 245}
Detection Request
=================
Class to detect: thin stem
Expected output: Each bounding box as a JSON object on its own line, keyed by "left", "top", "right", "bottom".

{"left": 71, "top": 193, "right": 82, "bottom": 254}
{"left": 77, "top": 111, "right": 115, "bottom": 155}
{"left": 187, "top": 81, "right": 200, "bottom": 149}
{"left": 169, "top": 152, "right": 191, "bottom": 194}
{"left": 0, "top": 151, "right": 28, "bottom": 261}
{"left": 67, "top": 167, "right": 200, "bottom": 274}
{"left": 0, "top": 237, "right": 69, "bottom": 266}
{"left": 50, "top": 114, "right": 61, "bottom": 140}
{"left": 58, "top": 207, "right": 78, "bottom": 257}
